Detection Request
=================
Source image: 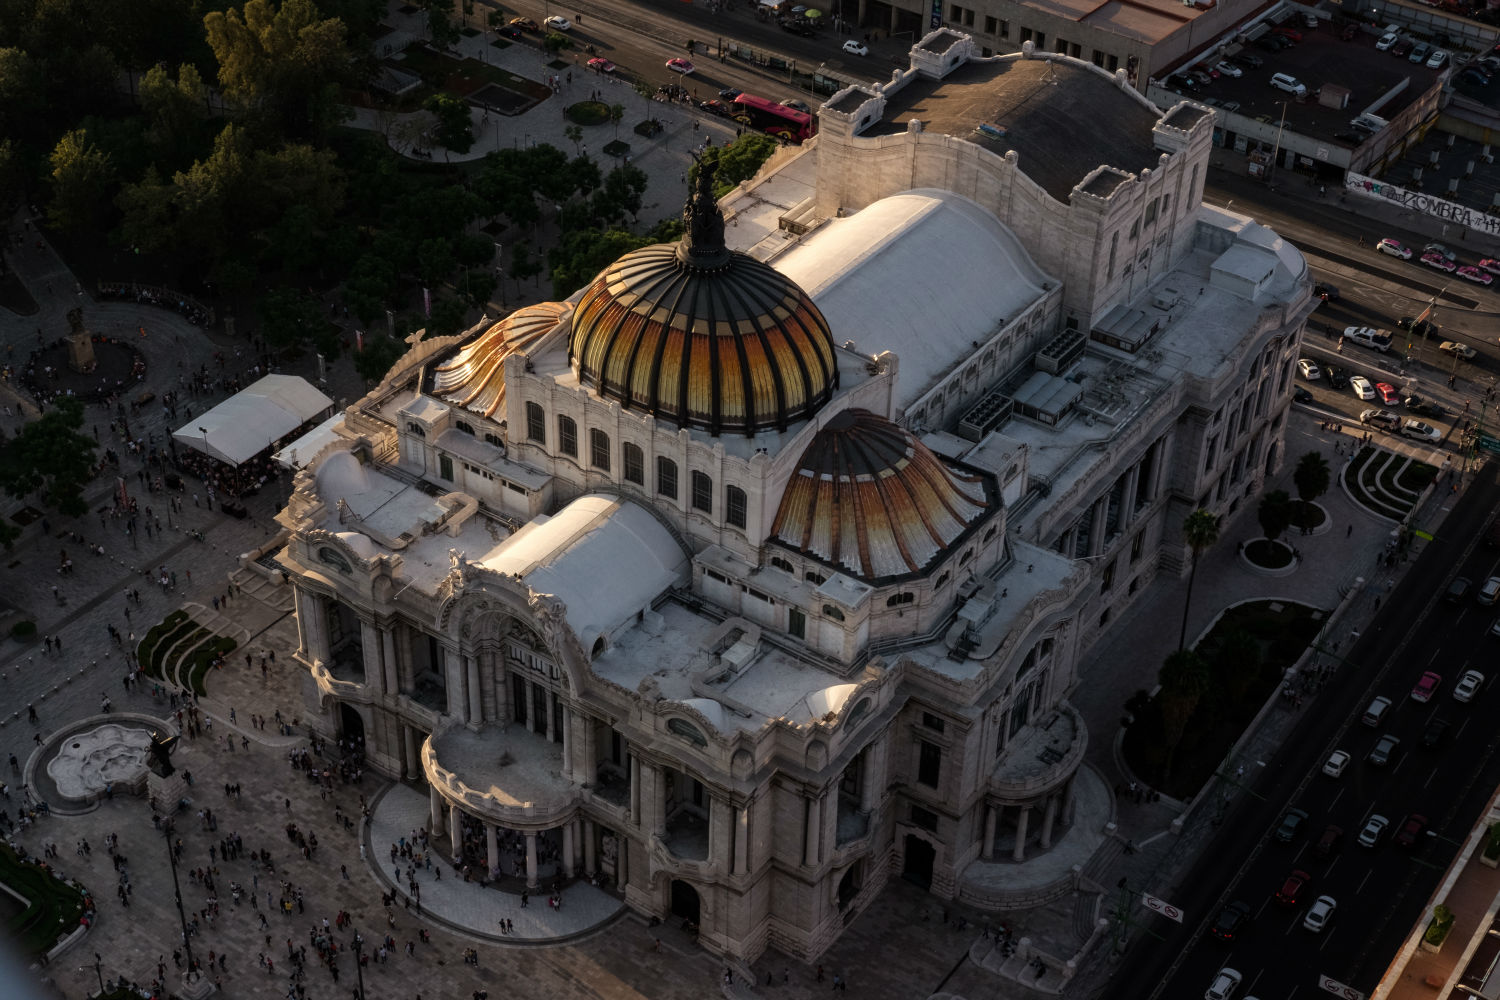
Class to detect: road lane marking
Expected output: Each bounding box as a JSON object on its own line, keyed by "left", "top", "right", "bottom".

{"left": 1358, "top": 869, "right": 1373, "bottom": 893}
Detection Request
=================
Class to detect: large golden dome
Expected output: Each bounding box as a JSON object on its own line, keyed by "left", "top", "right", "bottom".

{"left": 568, "top": 161, "right": 837, "bottom": 436}
{"left": 770, "top": 409, "right": 992, "bottom": 582}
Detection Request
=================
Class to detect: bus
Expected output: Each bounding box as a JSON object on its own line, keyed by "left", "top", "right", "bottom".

{"left": 730, "top": 93, "right": 816, "bottom": 143}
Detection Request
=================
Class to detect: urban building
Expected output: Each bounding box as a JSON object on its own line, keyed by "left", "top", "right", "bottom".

{"left": 272, "top": 30, "right": 1313, "bottom": 963}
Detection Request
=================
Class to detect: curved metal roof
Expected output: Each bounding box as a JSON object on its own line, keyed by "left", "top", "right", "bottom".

{"left": 429, "top": 301, "right": 568, "bottom": 418}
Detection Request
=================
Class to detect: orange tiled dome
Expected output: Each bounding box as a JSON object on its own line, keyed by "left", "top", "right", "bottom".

{"left": 771, "top": 409, "right": 991, "bottom": 582}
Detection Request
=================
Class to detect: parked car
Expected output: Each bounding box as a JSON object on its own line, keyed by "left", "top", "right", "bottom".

{"left": 698, "top": 99, "right": 733, "bottom": 116}
{"left": 1273, "top": 25, "right": 1303, "bottom": 42}
{"left": 1275, "top": 869, "right": 1311, "bottom": 906}
{"left": 1367, "top": 733, "right": 1400, "bottom": 765}
{"left": 1303, "top": 895, "right": 1337, "bottom": 932}
{"left": 665, "top": 57, "right": 695, "bottom": 74}
{"left": 1214, "top": 60, "right": 1243, "bottom": 77}
{"left": 1401, "top": 420, "right": 1441, "bottom": 443}
{"left": 1394, "top": 813, "right": 1429, "bottom": 847}
{"left": 1376, "top": 31, "right": 1399, "bottom": 50}
{"left": 1427, "top": 48, "right": 1450, "bottom": 68}
{"left": 543, "top": 14, "right": 572, "bottom": 30}
{"left": 1170, "top": 74, "right": 1201, "bottom": 91}
{"left": 1480, "top": 575, "right": 1500, "bottom": 605}
{"left": 1440, "top": 340, "right": 1476, "bottom": 359}
{"left": 1275, "top": 807, "right": 1309, "bottom": 842}
{"left": 779, "top": 98, "right": 812, "bottom": 113}
{"left": 1358, "top": 814, "right": 1389, "bottom": 846}
{"left": 1407, "top": 398, "right": 1445, "bottom": 419}
{"left": 1210, "top": 901, "right": 1251, "bottom": 942}
{"left": 508, "top": 16, "right": 539, "bottom": 30}
{"left": 1421, "top": 250, "right": 1458, "bottom": 272}
{"left": 1315, "top": 824, "right": 1344, "bottom": 858}
{"left": 1293, "top": 386, "right": 1313, "bottom": 403}
{"left": 1410, "top": 41, "right": 1432, "bottom": 63}
{"left": 1392, "top": 39, "right": 1414, "bottom": 57}
{"left": 1360, "top": 407, "right": 1400, "bottom": 429}
{"left": 1230, "top": 52, "right": 1264, "bottom": 68}
{"left": 1479, "top": 258, "right": 1500, "bottom": 276}
{"left": 1377, "top": 237, "right": 1412, "bottom": 258}
{"left": 1351, "top": 377, "right": 1377, "bottom": 401}
{"left": 1412, "top": 671, "right": 1442, "bottom": 701}
{"left": 842, "top": 39, "right": 868, "bottom": 55}
{"left": 1298, "top": 359, "right": 1322, "bottom": 380}
{"left": 1458, "top": 265, "right": 1494, "bottom": 285}
{"left": 1340, "top": 21, "right": 1357, "bottom": 40}
{"left": 1322, "top": 749, "right": 1350, "bottom": 777}
{"left": 1448, "top": 576, "right": 1474, "bottom": 603}
{"left": 1454, "top": 669, "right": 1485, "bottom": 701}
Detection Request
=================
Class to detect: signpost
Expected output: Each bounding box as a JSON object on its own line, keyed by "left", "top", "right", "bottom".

{"left": 1317, "top": 973, "right": 1364, "bottom": 999}
{"left": 1141, "top": 893, "right": 1183, "bottom": 924}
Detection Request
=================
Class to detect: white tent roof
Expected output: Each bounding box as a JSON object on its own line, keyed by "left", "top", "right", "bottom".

{"left": 174, "top": 375, "right": 333, "bottom": 467}
{"left": 274, "top": 414, "right": 349, "bottom": 470}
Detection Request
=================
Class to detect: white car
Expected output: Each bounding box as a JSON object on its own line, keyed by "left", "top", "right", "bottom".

{"left": 1206, "top": 967, "right": 1243, "bottom": 1000}
{"left": 1440, "top": 341, "right": 1475, "bottom": 360}
{"left": 1322, "top": 750, "right": 1350, "bottom": 777}
{"left": 1376, "top": 237, "right": 1413, "bottom": 259}
{"left": 1303, "top": 895, "right": 1337, "bottom": 932}
{"left": 1376, "top": 31, "right": 1399, "bottom": 50}
{"left": 842, "top": 39, "right": 868, "bottom": 56}
{"left": 543, "top": 14, "right": 571, "bottom": 30}
{"left": 1400, "top": 420, "right": 1441, "bottom": 443}
{"left": 1350, "top": 376, "right": 1375, "bottom": 400}
{"left": 1214, "top": 60, "right": 1243, "bottom": 77}
{"left": 1358, "top": 814, "right": 1389, "bottom": 847}
{"left": 1455, "top": 669, "right": 1485, "bottom": 701}
{"left": 1298, "top": 358, "right": 1321, "bottom": 380}
{"left": 1427, "top": 48, "right": 1449, "bottom": 69}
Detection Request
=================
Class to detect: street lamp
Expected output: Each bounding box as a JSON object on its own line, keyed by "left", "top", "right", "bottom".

{"left": 163, "top": 824, "right": 200, "bottom": 984}
{"left": 352, "top": 933, "right": 367, "bottom": 1000}
{"left": 92, "top": 952, "right": 104, "bottom": 993}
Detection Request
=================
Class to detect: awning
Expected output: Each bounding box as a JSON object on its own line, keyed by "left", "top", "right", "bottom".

{"left": 174, "top": 375, "right": 333, "bottom": 467}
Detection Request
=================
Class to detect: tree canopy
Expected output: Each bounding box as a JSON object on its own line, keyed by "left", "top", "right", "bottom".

{"left": 0, "top": 399, "right": 98, "bottom": 517}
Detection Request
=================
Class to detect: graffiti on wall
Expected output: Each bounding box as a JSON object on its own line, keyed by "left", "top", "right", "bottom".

{"left": 1344, "top": 172, "right": 1500, "bottom": 237}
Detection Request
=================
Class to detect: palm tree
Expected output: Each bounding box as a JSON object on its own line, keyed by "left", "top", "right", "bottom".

{"left": 1157, "top": 648, "right": 1210, "bottom": 780}
{"left": 1292, "top": 451, "right": 1331, "bottom": 530}
{"left": 1257, "top": 490, "right": 1292, "bottom": 544}
{"left": 1178, "top": 508, "right": 1221, "bottom": 651}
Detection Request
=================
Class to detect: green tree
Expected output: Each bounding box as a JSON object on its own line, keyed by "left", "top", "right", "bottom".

{"left": 548, "top": 227, "right": 652, "bottom": 298}
{"left": 1178, "top": 508, "right": 1220, "bottom": 651}
{"left": 1156, "top": 648, "right": 1209, "bottom": 781}
{"left": 115, "top": 166, "right": 178, "bottom": 253}
{"left": 47, "top": 128, "right": 116, "bottom": 232}
{"left": 422, "top": 93, "right": 475, "bottom": 153}
{"left": 543, "top": 31, "right": 571, "bottom": 53}
{"left": 138, "top": 63, "right": 208, "bottom": 168}
{"left": 1257, "top": 490, "right": 1292, "bottom": 544}
{"left": 608, "top": 102, "right": 625, "bottom": 138}
{"left": 693, "top": 132, "right": 778, "bottom": 196}
{"left": 564, "top": 124, "right": 583, "bottom": 155}
{"left": 353, "top": 331, "right": 406, "bottom": 382}
{"left": 261, "top": 286, "right": 330, "bottom": 352}
{"left": 511, "top": 239, "right": 543, "bottom": 287}
{"left": 1292, "top": 451, "right": 1331, "bottom": 530}
{"left": 424, "top": 2, "right": 461, "bottom": 49}
{"left": 0, "top": 48, "right": 48, "bottom": 150}
{"left": 415, "top": 237, "right": 457, "bottom": 287}
{"left": 0, "top": 398, "right": 98, "bottom": 517}
{"left": 203, "top": 0, "right": 351, "bottom": 139}
{"left": 0, "top": 139, "right": 26, "bottom": 218}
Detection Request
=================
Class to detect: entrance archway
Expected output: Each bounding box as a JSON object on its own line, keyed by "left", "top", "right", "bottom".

{"left": 670, "top": 879, "right": 701, "bottom": 925}
{"left": 902, "top": 834, "right": 935, "bottom": 888}
{"left": 339, "top": 703, "right": 365, "bottom": 750}
{"left": 837, "top": 862, "right": 862, "bottom": 909}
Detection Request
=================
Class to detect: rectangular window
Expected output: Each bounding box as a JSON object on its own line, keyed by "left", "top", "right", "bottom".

{"left": 558, "top": 416, "right": 577, "bottom": 457}
{"left": 657, "top": 457, "right": 678, "bottom": 499}
{"left": 1106, "top": 53, "right": 1119, "bottom": 72}
{"left": 1130, "top": 532, "right": 1144, "bottom": 563}
{"left": 525, "top": 402, "right": 545, "bottom": 444}
{"left": 999, "top": 18, "right": 1009, "bottom": 37}
{"left": 691, "top": 471, "right": 712, "bottom": 514}
{"left": 788, "top": 607, "right": 806, "bottom": 639}
{"left": 984, "top": 15, "right": 997, "bottom": 33}
{"left": 623, "top": 443, "right": 644, "bottom": 485}
{"left": 1034, "top": 31, "right": 1045, "bottom": 47}
{"left": 910, "top": 805, "right": 939, "bottom": 832}
{"left": 917, "top": 740, "right": 942, "bottom": 787}
{"left": 922, "top": 712, "right": 946, "bottom": 733}
{"left": 438, "top": 454, "right": 453, "bottom": 481}
{"left": 1020, "top": 26, "right": 1032, "bottom": 42}
{"left": 949, "top": 2, "right": 961, "bottom": 19}
{"left": 726, "top": 486, "right": 747, "bottom": 529}
{"left": 589, "top": 428, "right": 610, "bottom": 471}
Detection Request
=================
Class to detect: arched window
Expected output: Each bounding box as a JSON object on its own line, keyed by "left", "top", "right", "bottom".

{"left": 726, "top": 486, "right": 747, "bottom": 528}
{"left": 960, "top": 549, "right": 974, "bottom": 566}
{"left": 623, "top": 443, "right": 644, "bottom": 485}
{"left": 589, "top": 428, "right": 610, "bottom": 471}
{"left": 405, "top": 422, "right": 426, "bottom": 437}
{"left": 822, "top": 603, "right": 845, "bottom": 621}
{"left": 558, "top": 415, "right": 577, "bottom": 457}
{"left": 984, "top": 525, "right": 998, "bottom": 542}
{"left": 667, "top": 718, "right": 707, "bottom": 747}
{"left": 454, "top": 420, "right": 475, "bottom": 436}
{"left": 484, "top": 433, "right": 503, "bottom": 448}
{"left": 691, "top": 471, "right": 713, "bottom": 513}
{"left": 525, "top": 402, "right": 545, "bottom": 443}
{"left": 657, "top": 457, "right": 678, "bottom": 499}
{"left": 804, "top": 571, "right": 826, "bottom": 585}
{"left": 770, "top": 557, "right": 794, "bottom": 573}
{"left": 886, "top": 592, "right": 914, "bottom": 607}
{"left": 935, "top": 572, "right": 950, "bottom": 588}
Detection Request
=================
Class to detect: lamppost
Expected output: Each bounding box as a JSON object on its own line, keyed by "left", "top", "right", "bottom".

{"left": 352, "top": 933, "right": 367, "bottom": 1000}
{"left": 163, "top": 824, "right": 199, "bottom": 983}
{"left": 92, "top": 952, "right": 104, "bottom": 993}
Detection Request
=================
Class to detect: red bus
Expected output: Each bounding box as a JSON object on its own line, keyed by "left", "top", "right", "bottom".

{"left": 731, "top": 93, "right": 816, "bottom": 143}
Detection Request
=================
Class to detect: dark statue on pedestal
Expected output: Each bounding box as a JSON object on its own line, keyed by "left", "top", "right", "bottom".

{"left": 147, "top": 731, "right": 178, "bottom": 778}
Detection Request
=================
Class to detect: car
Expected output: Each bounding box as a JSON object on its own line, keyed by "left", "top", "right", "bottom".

{"left": 1274, "top": 25, "right": 1303, "bottom": 42}
{"left": 1368, "top": 733, "right": 1401, "bottom": 765}
{"left": 665, "top": 57, "right": 694, "bottom": 74}
{"left": 1303, "top": 895, "right": 1337, "bottom": 932}
{"left": 1392, "top": 39, "right": 1413, "bottom": 57}
{"left": 698, "top": 99, "right": 733, "bottom": 117}
{"left": 508, "top": 15, "right": 539, "bottom": 30}
{"left": 1170, "top": 74, "right": 1201, "bottom": 91}
{"left": 1377, "top": 237, "right": 1413, "bottom": 259}
{"left": 1322, "top": 749, "right": 1350, "bottom": 777}
{"left": 1423, "top": 718, "right": 1451, "bottom": 747}
{"left": 779, "top": 98, "right": 812, "bottom": 113}
{"left": 1376, "top": 32, "right": 1399, "bottom": 50}
{"left": 1454, "top": 669, "right": 1485, "bottom": 701}
{"left": 1315, "top": 824, "right": 1344, "bottom": 858}
{"left": 1293, "top": 386, "right": 1313, "bottom": 403}
{"left": 1428, "top": 49, "right": 1450, "bottom": 68}
{"left": 1410, "top": 41, "right": 1431, "bottom": 63}
{"left": 543, "top": 14, "right": 572, "bottom": 30}
{"left": 1439, "top": 340, "right": 1476, "bottom": 359}
{"left": 842, "top": 39, "right": 868, "bottom": 55}
{"left": 1358, "top": 814, "right": 1389, "bottom": 847}
{"left": 1458, "top": 265, "right": 1494, "bottom": 285}
{"left": 1351, "top": 377, "right": 1376, "bottom": 401}
{"left": 1376, "top": 382, "right": 1399, "bottom": 405}
{"left": 1412, "top": 671, "right": 1442, "bottom": 702}
{"left": 1480, "top": 576, "right": 1500, "bottom": 605}
{"left": 586, "top": 57, "right": 616, "bottom": 72}
{"left": 1275, "top": 807, "right": 1309, "bottom": 842}
{"left": 1401, "top": 420, "right": 1441, "bottom": 443}
{"left": 1407, "top": 398, "right": 1445, "bottom": 419}
{"left": 1206, "top": 967, "right": 1243, "bottom": 1000}
{"left": 1230, "top": 52, "right": 1264, "bottom": 68}
{"left": 718, "top": 87, "right": 743, "bottom": 100}
{"left": 1394, "top": 813, "right": 1429, "bottom": 847}
{"left": 1447, "top": 576, "right": 1473, "bottom": 603}
{"left": 1269, "top": 72, "right": 1306, "bottom": 94}
{"left": 1424, "top": 242, "right": 1457, "bottom": 261}
{"left": 1399, "top": 316, "right": 1439, "bottom": 338}
{"left": 1360, "top": 408, "right": 1400, "bottom": 430}
{"left": 1257, "top": 35, "right": 1288, "bottom": 52}
{"left": 1314, "top": 282, "right": 1340, "bottom": 300}
{"left": 1298, "top": 359, "right": 1321, "bottom": 380}
{"left": 1335, "top": 130, "right": 1366, "bottom": 144}
{"left": 1219, "top": 100, "right": 1241, "bottom": 112}
{"left": 1275, "top": 869, "right": 1311, "bottom": 906}
{"left": 1324, "top": 365, "right": 1349, "bottom": 389}
{"left": 1462, "top": 67, "right": 1493, "bottom": 86}
{"left": 1214, "top": 60, "right": 1243, "bottom": 77}
{"left": 1421, "top": 250, "right": 1458, "bottom": 272}
{"left": 1210, "top": 901, "right": 1251, "bottom": 942}
{"left": 1479, "top": 258, "right": 1500, "bottom": 276}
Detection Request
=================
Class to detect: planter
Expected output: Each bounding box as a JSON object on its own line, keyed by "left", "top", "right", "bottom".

{"left": 1289, "top": 500, "right": 1331, "bottom": 536}
{"left": 1240, "top": 538, "right": 1298, "bottom": 577}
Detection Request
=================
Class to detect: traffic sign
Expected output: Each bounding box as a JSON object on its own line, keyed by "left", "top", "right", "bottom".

{"left": 1480, "top": 435, "right": 1500, "bottom": 454}
{"left": 1141, "top": 893, "right": 1183, "bottom": 923}
{"left": 1318, "top": 974, "right": 1365, "bottom": 999}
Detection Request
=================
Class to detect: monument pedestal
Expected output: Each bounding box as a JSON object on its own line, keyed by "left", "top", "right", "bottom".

{"left": 147, "top": 770, "right": 187, "bottom": 815}
{"left": 178, "top": 969, "right": 216, "bottom": 998}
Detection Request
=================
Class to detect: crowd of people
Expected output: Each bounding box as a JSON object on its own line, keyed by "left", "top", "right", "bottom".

{"left": 11, "top": 333, "right": 148, "bottom": 408}
{"left": 97, "top": 282, "right": 212, "bottom": 327}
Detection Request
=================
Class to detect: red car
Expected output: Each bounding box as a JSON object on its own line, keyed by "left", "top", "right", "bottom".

{"left": 1376, "top": 382, "right": 1399, "bottom": 405}
{"left": 1394, "top": 813, "right": 1429, "bottom": 847}
{"left": 586, "top": 57, "right": 616, "bottom": 73}
{"left": 1276, "top": 869, "right": 1311, "bottom": 906}
{"left": 1274, "top": 25, "right": 1304, "bottom": 42}
{"left": 1421, "top": 250, "right": 1457, "bottom": 272}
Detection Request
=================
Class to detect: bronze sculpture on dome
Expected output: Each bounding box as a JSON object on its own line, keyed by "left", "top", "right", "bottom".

{"left": 679, "top": 154, "right": 728, "bottom": 267}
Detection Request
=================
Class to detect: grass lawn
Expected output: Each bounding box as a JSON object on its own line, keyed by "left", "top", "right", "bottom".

{"left": 183, "top": 636, "right": 239, "bottom": 696}
{"left": 0, "top": 842, "right": 88, "bottom": 957}
{"left": 136, "top": 610, "right": 191, "bottom": 677}
{"left": 1122, "top": 599, "right": 1326, "bottom": 798}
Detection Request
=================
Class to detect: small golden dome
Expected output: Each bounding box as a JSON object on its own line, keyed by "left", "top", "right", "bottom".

{"left": 771, "top": 409, "right": 992, "bottom": 582}
{"left": 568, "top": 160, "right": 837, "bottom": 436}
{"left": 429, "top": 302, "right": 567, "bottom": 418}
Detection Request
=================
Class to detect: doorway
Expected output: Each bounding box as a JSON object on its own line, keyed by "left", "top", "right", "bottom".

{"left": 339, "top": 703, "right": 365, "bottom": 750}
{"left": 670, "top": 879, "right": 701, "bottom": 925}
{"left": 902, "top": 834, "right": 934, "bottom": 888}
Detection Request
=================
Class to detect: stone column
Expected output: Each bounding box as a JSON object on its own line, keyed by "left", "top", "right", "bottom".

{"left": 629, "top": 754, "right": 642, "bottom": 827}
{"left": 442, "top": 646, "right": 463, "bottom": 719}
{"left": 582, "top": 722, "right": 596, "bottom": 784}
{"left": 650, "top": 766, "right": 667, "bottom": 837}
{"left": 1122, "top": 462, "right": 1142, "bottom": 526}
{"left": 860, "top": 743, "right": 884, "bottom": 812}
{"left": 293, "top": 589, "right": 311, "bottom": 658}
{"left": 381, "top": 628, "right": 399, "bottom": 695}
{"left": 1088, "top": 497, "right": 1107, "bottom": 558}
{"left": 562, "top": 821, "right": 575, "bottom": 877}
{"left": 429, "top": 785, "right": 446, "bottom": 837}
{"left": 708, "top": 795, "right": 729, "bottom": 868}
{"left": 982, "top": 804, "right": 998, "bottom": 861}
{"left": 528, "top": 681, "right": 542, "bottom": 735}
{"left": 561, "top": 708, "right": 573, "bottom": 779}
{"left": 485, "top": 822, "right": 500, "bottom": 876}
{"left": 466, "top": 655, "right": 482, "bottom": 725}
{"left": 583, "top": 819, "right": 597, "bottom": 873}
{"left": 733, "top": 806, "right": 749, "bottom": 875}
{"left": 1012, "top": 805, "right": 1031, "bottom": 862}
{"left": 803, "top": 793, "right": 821, "bottom": 867}
{"left": 361, "top": 620, "right": 384, "bottom": 693}
{"left": 525, "top": 832, "right": 539, "bottom": 888}
{"left": 1040, "top": 794, "right": 1060, "bottom": 850}
{"left": 618, "top": 835, "right": 629, "bottom": 887}
{"left": 1062, "top": 776, "right": 1078, "bottom": 826}
{"left": 403, "top": 725, "right": 419, "bottom": 780}
{"left": 545, "top": 689, "right": 557, "bottom": 743}
{"left": 494, "top": 653, "right": 510, "bottom": 723}
{"left": 449, "top": 804, "right": 462, "bottom": 859}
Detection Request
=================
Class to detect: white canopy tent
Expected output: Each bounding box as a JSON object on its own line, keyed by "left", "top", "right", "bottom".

{"left": 173, "top": 375, "right": 333, "bottom": 467}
